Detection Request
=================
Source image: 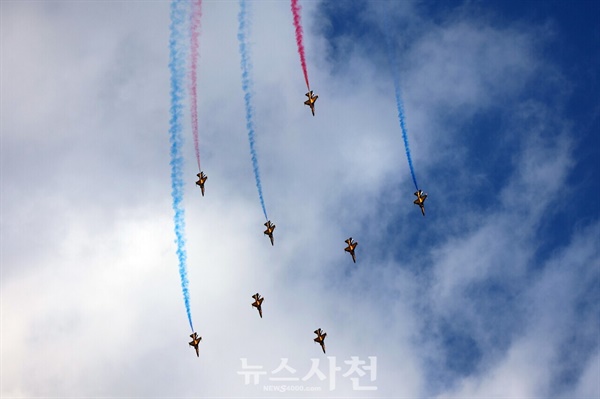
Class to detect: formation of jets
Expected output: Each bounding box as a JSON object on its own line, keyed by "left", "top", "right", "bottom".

{"left": 413, "top": 189, "right": 427, "bottom": 216}
{"left": 304, "top": 90, "right": 318, "bottom": 116}
{"left": 186, "top": 89, "right": 429, "bottom": 358}
{"left": 196, "top": 171, "right": 207, "bottom": 196}
{"left": 344, "top": 237, "right": 358, "bottom": 263}
{"left": 263, "top": 220, "right": 276, "bottom": 246}
{"left": 313, "top": 328, "right": 327, "bottom": 354}
{"left": 185, "top": 295, "right": 329, "bottom": 357}
{"left": 189, "top": 332, "right": 202, "bottom": 357}
{"left": 251, "top": 293, "right": 264, "bottom": 318}
{"left": 187, "top": 293, "right": 330, "bottom": 357}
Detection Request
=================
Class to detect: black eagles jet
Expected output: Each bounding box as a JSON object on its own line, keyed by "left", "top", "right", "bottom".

{"left": 314, "top": 328, "right": 327, "bottom": 354}
{"left": 189, "top": 332, "right": 202, "bottom": 357}
{"left": 251, "top": 293, "right": 264, "bottom": 318}
{"left": 413, "top": 189, "right": 428, "bottom": 216}
{"left": 195, "top": 171, "right": 207, "bottom": 196}
{"left": 264, "top": 220, "right": 276, "bottom": 245}
{"left": 304, "top": 90, "right": 318, "bottom": 116}
{"left": 344, "top": 237, "right": 358, "bottom": 263}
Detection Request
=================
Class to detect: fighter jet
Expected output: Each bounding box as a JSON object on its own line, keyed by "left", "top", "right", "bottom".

{"left": 413, "top": 189, "right": 428, "bottom": 216}
{"left": 251, "top": 293, "right": 264, "bottom": 318}
{"left": 195, "top": 171, "right": 207, "bottom": 196}
{"left": 313, "top": 328, "right": 327, "bottom": 354}
{"left": 344, "top": 237, "right": 358, "bottom": 263}
{"left": 264, "top": 220, "right": 276, "bottom": 246}
{"left": 189, "top": 332, "right": 202, "bottom": 357}
{"left": 304, "top": 90, "right": 318, "bottom": 116}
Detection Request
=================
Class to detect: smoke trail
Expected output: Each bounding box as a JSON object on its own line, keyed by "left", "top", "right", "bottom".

{"left": 189, "top": 0, "right": 202, "bottom": 171}
{"left": 291, "top": 0, "right": 310, "bottom": 89}
{"left": 238, "top": 0, "right": 268, "bottom": 221}
{"left": 168, "top": 0, "right": 194, "bottom": 332}
{"left": 384, "top": 20, "right": 419, "bottom": 190}
{"left": 392, "top": 75, "right": 419, "bottom": 190}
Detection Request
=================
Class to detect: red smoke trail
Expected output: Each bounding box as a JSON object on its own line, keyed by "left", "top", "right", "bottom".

{"left": 291, "top": 0, "right": 310, "bottom": 90}
{"left": 189, "top": 0, "right": 202, "bottom": 171}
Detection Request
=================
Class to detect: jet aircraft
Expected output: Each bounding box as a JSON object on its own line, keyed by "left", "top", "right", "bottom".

{"left": 314, "top": 328, "right": 327, "bottom": 354}
{"left": 413, "top": 189, "right": 428, "bottom": 216}
{"left": 189, "top": 332, "right": 202, "bottom": 357}
{"left": 264, "top": 220, "right": 276, "bottom": 245}
{"left": 344, "top": 237, "right": 358, "bottom": 263}
{"left": 196, "top": 171, "right": 207, "bottom": 196}
{"left": 304, "top": 90, "right": 318, "bottom": 116}
{"left": 251, "top": 293, "right": 264, "bottom": 318}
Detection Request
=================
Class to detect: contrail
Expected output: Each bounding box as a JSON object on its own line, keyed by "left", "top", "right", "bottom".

{"left": 189, "top": 0, "right": 202, "bottom": 171}
{"left": 168, "top": 0, "right": 194, "bottom": 332}
{"left": 238, "top": 0, "right": 268, "bottom": 221}
{"left": 291, "top": 0, "right": 310, "bottom": 90}
{"left": 384, "top": 20, "right": 419, "bottom": 191}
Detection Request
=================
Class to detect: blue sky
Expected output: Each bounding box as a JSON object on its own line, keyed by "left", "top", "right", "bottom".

{"left": 2, "top": 0, "right": 598, "bottom": 397}
{"left": 317, "top": 0, "right": 599, "bottom": 395}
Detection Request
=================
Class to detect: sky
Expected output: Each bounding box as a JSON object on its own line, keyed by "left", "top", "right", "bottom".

{"left": 1, "top": 0, "right": 599, "bottom": 398}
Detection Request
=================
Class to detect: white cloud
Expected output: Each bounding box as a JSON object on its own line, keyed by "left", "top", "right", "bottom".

{"left": 571, "top": 351, "right": 600, "bottom": 398}
{"left": 438, "top": 221, "right": 599, "bottom": 398}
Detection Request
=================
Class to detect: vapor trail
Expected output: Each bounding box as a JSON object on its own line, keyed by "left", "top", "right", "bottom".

{"left": 291, "top": 0, "right": 310, "bottom": 89}
{"left": 384, "top": 23, "right": 419, "bottom": 190}
{"left": 238, "top": 0, "right": 268, "bottom": 220}
{"left": 189, "top": 0, "right": 203, "bottom": 171}
{"left": 169, "top": 0, "right": 194, "bottom": 332}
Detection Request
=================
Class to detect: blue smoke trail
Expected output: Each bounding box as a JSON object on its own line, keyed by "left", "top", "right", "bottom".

{"left": 392, "top": 75, "right": 419, "bottom": 190}
{"left": 168, "top": 0, "right": 194, "bottom": 332}
{"left": 384, "top": 19, "right": 419, "bottom": 191}
{"left": 237, "top": 0, "right": 269, "bottom": 221}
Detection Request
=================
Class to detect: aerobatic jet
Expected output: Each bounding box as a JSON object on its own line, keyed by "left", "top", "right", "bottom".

{"left": 251, "top": 293, "right": 264, "bottom": 318}
{"left": 304, "top": 90, "right": 318, "bottom": 116}
{"left": 344, "top": 237, "right": 358, "bottom": 263}
{"left": 413, "top": 189, "right": 428, "bottom": 216}
{"left": 313, "top": 328, "right": 327, "bottom": 354}
{"left": 264, "top": 220, "right": 276, "bottom": 245}
{"left": 196, "top": 171, "right": 207, "bottom": 196}
{"left": 189, "top": 332, "right": 202, "bottom": 357}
